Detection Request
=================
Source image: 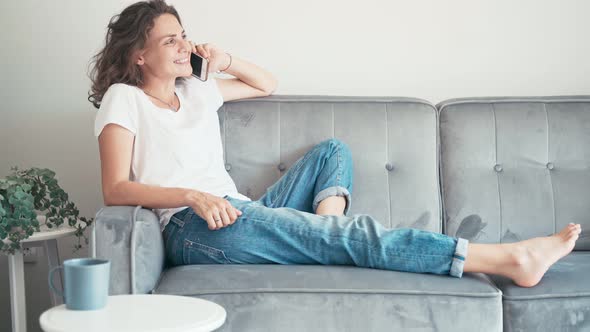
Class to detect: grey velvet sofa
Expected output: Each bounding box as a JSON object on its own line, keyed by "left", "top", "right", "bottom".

{"left": 91, "top": 95, "right": 590, "bottom": 331}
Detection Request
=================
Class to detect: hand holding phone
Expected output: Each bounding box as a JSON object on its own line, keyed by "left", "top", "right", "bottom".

{"left": 190, "top": 52, "right": 209, "bottom": 82}
{"left": 190, "top": 42, "right": 232, "bottom": 76}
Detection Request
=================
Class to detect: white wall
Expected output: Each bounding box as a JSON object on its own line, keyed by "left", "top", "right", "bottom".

{"left": 170, "top": 0, "right": 590, "bottom": 102}
{"left": 1, "top": 1, "right": 589, "bottom": 331}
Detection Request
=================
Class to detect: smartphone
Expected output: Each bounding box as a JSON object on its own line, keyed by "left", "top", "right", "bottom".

{"left": 190, "top": 52, "right": 209, "bottom": 81}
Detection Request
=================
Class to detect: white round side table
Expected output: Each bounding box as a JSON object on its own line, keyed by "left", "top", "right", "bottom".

{"left": 39, "top": 294, "right": 227, "bottom": 332}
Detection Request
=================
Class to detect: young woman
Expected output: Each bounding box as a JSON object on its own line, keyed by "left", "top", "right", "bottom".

{"left": 89, "top": 0, "right": 581, "bottom": 288}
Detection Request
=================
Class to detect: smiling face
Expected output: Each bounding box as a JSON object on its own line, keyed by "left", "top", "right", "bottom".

{"left": 135, "top": 13, "right": 192, "bottom": 81}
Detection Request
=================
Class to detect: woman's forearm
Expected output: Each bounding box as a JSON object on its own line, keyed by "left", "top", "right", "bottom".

{"left": 104, "top": 180, "right": 201, "bottom": 209}
{"left": 221, "top": 54, "right": 278, "bottom": 93}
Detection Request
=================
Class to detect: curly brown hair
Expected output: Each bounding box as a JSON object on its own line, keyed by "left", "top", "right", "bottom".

{"left": 87, "top": 0, "right": 182, "bottom": 109}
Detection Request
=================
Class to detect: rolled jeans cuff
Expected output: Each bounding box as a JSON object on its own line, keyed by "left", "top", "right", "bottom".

{"left": 312, "top": 186, "right": 351, "bottom": 216}
{"left": 449, "top": 237, "right": 469, "bottom": 278}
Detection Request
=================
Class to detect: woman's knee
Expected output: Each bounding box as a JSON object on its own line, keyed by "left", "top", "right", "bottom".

{"left": 318, "top": 138, "right": 354, "bottom": 185}
{"left": 318, "top": 138, "right": 352, "bottom": 159}
{"left": 329, "top": 139, "right": 353, "bottom": 175}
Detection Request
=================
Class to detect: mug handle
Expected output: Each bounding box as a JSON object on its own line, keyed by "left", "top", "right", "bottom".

{"left": 48, "top": 266, "right": 65, "bottom": 298}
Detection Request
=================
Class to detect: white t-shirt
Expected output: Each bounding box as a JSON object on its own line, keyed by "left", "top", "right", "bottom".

{"left": 94, "top": 76, "right": 251, "bottom": 231}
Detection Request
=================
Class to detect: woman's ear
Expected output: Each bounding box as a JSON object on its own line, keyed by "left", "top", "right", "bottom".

{"left": 134, "top": 49, "right": 146, "bottom": 66}
{"left": 136, "top": 54, "right": 145, "bottom": 66}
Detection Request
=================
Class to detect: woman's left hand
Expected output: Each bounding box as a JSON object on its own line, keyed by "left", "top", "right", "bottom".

{"left": 188, "top": 41, "right": 230, "bottom": 73}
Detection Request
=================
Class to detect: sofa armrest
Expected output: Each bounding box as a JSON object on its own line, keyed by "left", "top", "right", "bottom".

{"left": 90, "top": 205, "right": 165, "bottom": 294}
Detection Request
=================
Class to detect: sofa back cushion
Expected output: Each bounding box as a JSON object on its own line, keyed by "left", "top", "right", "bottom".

{"left": 219, "top": 96, "right": 441, "bottom": 232}
{"left": 438, "top": 96, "right": 590, "bottom": 250}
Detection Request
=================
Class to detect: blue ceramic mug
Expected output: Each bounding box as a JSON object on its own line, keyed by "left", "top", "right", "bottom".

{"left": 48, "top": 258, "right": 110, "bottom": 310}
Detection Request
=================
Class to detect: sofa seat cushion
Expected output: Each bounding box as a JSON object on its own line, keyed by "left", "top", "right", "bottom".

{"left": 154, "top": 264, "right": 502, "bottom": 331}
{"left": 488, "top": 252, "right": 590, "bottom": 331}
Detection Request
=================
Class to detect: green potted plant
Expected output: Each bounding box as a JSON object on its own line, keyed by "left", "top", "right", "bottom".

{"left": 0, "top": 166, "right": 93, "bottom": 255}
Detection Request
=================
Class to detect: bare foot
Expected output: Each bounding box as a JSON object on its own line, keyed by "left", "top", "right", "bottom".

{"left": 502, "top": 223, "right": 581, "bottom": 287}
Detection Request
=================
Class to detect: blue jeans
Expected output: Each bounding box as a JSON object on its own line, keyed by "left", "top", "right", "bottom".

{"left": 163, "top": 138, "right": 469, "bottom": 277}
